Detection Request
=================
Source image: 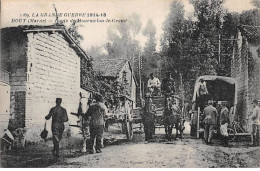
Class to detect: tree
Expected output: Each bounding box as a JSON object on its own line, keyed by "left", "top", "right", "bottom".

{"left": 191, "top": 0, "right": 225, "bottom": 76}
{"left": 161, "top": 0, "right": 196, "bottom": 99}
{"left": 87, "top": 46, "right": 107, "bottom": 60}
{"left": 105, "top": 13, "right": 142, "bottom": 66}
{"left": 141, "top": 19, "right": 158, "bottom": 83}
{"left": 251, "top": 0, "right": 260, "bottom": 8}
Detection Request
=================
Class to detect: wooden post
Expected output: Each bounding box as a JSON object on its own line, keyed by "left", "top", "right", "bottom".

{"left": 139, "top": 54, "right": 142, "bottom": 99}
{"left": 179, "top": 73, "right": 184, "bottom": 118}
{"left": 218, "top": 34, "right": 221, "bottom": 63}
{"left": 197, "top": 107, "right": 200, "bottom": 138}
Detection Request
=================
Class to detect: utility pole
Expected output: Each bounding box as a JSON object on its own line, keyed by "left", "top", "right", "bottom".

{"left": 139, "top": 53, "right": 142, "bottom": 99}
{"left": 218, "top": 34, "right": 221, "bottom": 63}
{"left": 179, "top": 73, "right": 185, "bottom": 118}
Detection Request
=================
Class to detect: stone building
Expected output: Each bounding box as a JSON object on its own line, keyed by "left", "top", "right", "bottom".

{"left": 1, "top": 25, "right": 91, "bottom": 141}
{"left": 231, "top": 25, "right": 260, "bottom": 126}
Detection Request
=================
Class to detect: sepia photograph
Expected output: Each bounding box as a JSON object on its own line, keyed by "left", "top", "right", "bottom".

{"left": 0, "top": 0, "right": 260, "bottom": 168}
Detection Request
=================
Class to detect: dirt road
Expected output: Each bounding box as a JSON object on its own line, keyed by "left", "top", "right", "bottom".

{"left": 2, "top": 122, "right": 259, "bottom": 168}
{"left": 49, "top": 136, "right": 260, "bottom": 168}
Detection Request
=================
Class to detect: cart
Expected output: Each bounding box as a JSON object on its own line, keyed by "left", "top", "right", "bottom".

{"left": 70, "top": 94, "right": 134, "bottom": 141}
{"left": 190, "top": 75, "right": 250, "bottom": 139}
{"left": 142, "top": 93, "right": 183, "bottom": 139}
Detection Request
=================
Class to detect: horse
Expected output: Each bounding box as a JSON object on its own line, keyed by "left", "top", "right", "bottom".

{"left": 163, "top": 97, "right": 185, "bottom": 141}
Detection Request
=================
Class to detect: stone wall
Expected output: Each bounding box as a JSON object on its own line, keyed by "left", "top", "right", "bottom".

{"left": 231, "top": 31, "right": 260, "bottom": 127}
{"left": 25, "top": 32, "right": 81, "bottom": 141}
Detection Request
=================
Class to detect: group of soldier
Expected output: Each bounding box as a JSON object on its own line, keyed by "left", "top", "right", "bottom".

{"left": 193, "top": 77, "right": 260, "bottom": 147}
{"left": 202, "top": 99, "right": 260, "bottom": 147}
{"left": 44, "top": 72, "right": 260, "bottom": 157}
{"left": 45, "top": 94, "right": 108, "bottom": 157}
{"left": 44, "top": 72, "right": 176, "bottom": 157}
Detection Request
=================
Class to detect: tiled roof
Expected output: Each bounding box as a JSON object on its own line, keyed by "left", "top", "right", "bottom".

{"left": 239, "top": 25, "right": 260, "bottom": 40}
{"left": 92, "top": 58, "right": 128, "bottom": 77}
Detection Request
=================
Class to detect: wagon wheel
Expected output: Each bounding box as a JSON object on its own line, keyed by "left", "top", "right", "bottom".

{"left": 125, "top": 115, "right": 133, "bottom": 141}
{"left": 227, "top": 128, "right": 236, "bottom": 141}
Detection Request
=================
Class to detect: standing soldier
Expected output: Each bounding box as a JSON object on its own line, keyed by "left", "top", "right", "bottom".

{"left": 219, "top": 101, "right": 229, "bottom": 147}
{"left": 85, "top": 94, "right": 108, "bottom": 154}
{"left": 196, "top": 79, "right": 209, "bottom": 110}
{"left": 203, "top": 100, "right": 218, "bottom": 144}
{"left": 250, "top": 100, "right": 260, "bottom": 146}
{"left": 45, "top": 98, "right": 68, "bottom": 157}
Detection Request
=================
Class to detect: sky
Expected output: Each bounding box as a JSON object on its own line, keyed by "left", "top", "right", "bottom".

{"left": 1, "top": 0, "right": 256, "bottom": 52}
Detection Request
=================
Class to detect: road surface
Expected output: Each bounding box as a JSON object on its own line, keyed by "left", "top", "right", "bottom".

{"left": 48, "top": 123, "right": 260, "bottom": 168}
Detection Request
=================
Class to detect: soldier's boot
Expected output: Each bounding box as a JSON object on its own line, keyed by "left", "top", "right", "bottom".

{"left": 256, "top": 131, "right": 260, "bottom": 146}
{"left": 54, "top": 142, "right": 60, "bottom": 157}
{"left": 224, "top": 136, "right": 229, "bottom": 147}
{"left": 52, "top": 147, "right": 56, "bottom": 156}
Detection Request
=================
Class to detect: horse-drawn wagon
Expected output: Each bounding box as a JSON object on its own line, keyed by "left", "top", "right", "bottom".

{"left": 70, "top": 93, "right": 134, "bottom": 143}
{"left": 142, "top": 93, "right": 185, "bottom": 141}
{"left": 190, "top": 75, "right": 251, "bottom": 140}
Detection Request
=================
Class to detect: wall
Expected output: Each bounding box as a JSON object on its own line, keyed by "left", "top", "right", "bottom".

{"left": 0, "top": 82, "right": 11, "bottom": 134}
{"left": 231, "top": 31, "right": 260, "bottom": 128}
{"left": 1, "top": 28, "right": 28, "bottom": 130}
{"left": 248, "top": 44, "right": 260, "bottom": 115}
{"left": 25, "top": 32, "right": 81, "bottom": 141}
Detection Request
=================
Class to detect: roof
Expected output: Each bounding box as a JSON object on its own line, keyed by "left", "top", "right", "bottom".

{"left": 195, "top": 75, "right": 237, "bottom": 85}
{"left": 1, "top": 25, "right": 89, "bottom": 60}
{"left": 238, "top": 25, "right": 260, "bottom": 41}
{"left": 92, "top": 58, "right": 129, "bottom": 77}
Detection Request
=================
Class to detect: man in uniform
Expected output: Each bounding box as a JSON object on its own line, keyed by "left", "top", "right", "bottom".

{"left": 85, "top": 94, "right": 108, "bottom": 154}
{"left": 161, "top": 72, "right": 175, "bottom": 96}
{"left": 45, "top": 98, "right": 68, "bottom": 157}
{"left": 251, "top": 100, "right": 260, "bottom": 146}
{"left": 147, "top": 73, "right": 161, "bottom": 96}
{"left": 197, "top": 78, "right": 209, "bottom": 110}
{"left": 219, "top": 101, "right": 229, "bottom": 147}
{"left": 203, "top": 100, "right": 218, "bottom": 144}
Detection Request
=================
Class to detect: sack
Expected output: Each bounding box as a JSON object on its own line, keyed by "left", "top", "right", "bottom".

{"left": 220, "top": 123, "right": 228, "bottom": 136}
{"left": 40, "top": 121, "right": 48, "bottom": 140}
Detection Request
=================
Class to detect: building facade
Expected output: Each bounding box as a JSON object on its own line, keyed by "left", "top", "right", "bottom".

{"left": 1, "top": 25, "right": 91, "bottom": 141}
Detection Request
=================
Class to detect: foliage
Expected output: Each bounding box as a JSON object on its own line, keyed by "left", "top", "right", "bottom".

{"left": 105, "top": 13, "right": 142, "bottom": 64}
{"left": 251, "top": 0, "right": 260, "bottom": 8}
{"left": 141, "top": 19, "right": 159, "bottom": 86}
{"left": 67, "top": 20, "right": 84, "bottom": 45}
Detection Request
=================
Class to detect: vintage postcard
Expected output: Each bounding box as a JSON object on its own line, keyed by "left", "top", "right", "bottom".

{"left": 1, "top": 0, "right": 260, "bottom": 168}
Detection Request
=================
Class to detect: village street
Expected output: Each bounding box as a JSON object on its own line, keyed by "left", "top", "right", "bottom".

{"left": 1, "top": 122, "right": 260, "bottom": 168}
{"left": 46, "top": 123, "right": 260, "bottom": 168}
{"left": 1, "top": 0, "right": 260, "bottom": 169}
{"left": 48, "top": 136, "right": 260, "bottom": 168}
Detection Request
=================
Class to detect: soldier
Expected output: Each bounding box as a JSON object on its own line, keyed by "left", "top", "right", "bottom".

{"left": 219, "top": 101, "right": 229, "bottom": 147}
{"left": 147, "top": 73, "right": 161, "bottom": 96}
{"left": 203, "top": 100, "right": 218, "bottom": 144}
{"left": 45, "top": 98, "right": 68, "bottom": 157}
{"left": 85, "top": 94, "right": 108, "bottom": 154}
{"left": 250, "top": 100, "right": 260, "bottom": 146}
{"left": 196, "top": 79, "right": 209, "bottom": 110}
{"left": 161, "top": 72, "right": 175, "bottom": 96}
